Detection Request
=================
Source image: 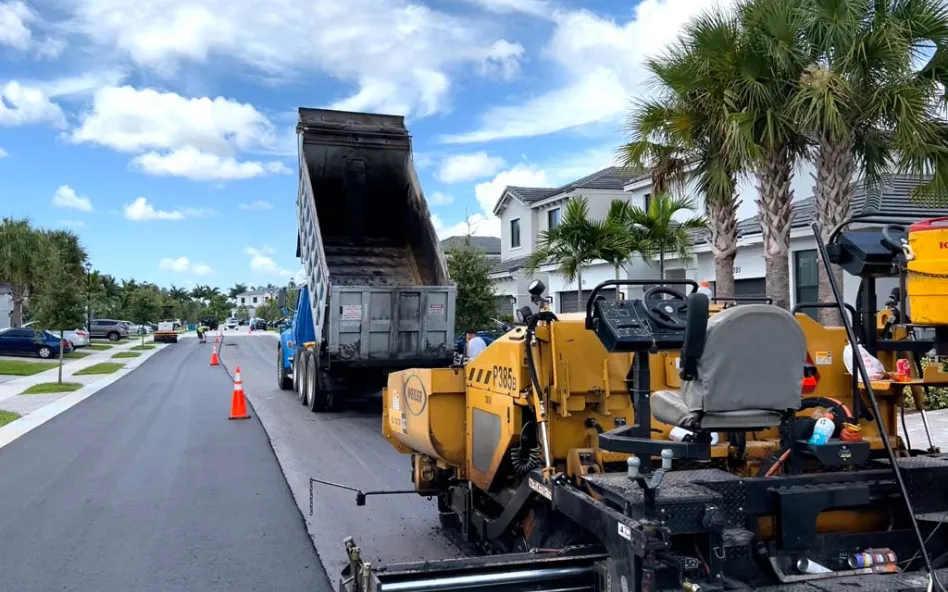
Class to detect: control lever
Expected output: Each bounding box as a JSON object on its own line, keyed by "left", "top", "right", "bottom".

{"left": 628, "top": 449, "right": 674, "bottom": 509}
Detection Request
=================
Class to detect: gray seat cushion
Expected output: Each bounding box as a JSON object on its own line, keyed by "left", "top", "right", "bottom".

{"left": 653, "top": 305, "right": 806, "bottom": 432}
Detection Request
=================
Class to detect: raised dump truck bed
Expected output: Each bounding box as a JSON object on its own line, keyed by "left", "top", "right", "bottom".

{"left": 280, "top": 108, "right": 456, "bottom": 411}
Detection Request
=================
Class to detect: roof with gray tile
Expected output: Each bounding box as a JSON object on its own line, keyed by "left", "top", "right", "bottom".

{"left": 441, "top": 235, "right": 501, "bottom": 255}
{"left": 501, "top": 166, "right": 642, "bottom": 209}
{"left": 490, "top": 255, "right": 532, "bottom": 274}
{"left": 728, "top": 174, "right": 948, "bottom": 242}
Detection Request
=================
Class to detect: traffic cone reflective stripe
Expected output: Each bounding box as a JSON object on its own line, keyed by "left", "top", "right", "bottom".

{"left": 229, "top": 365, "right": 250, "bottom": 420}
{"left": 210, "top": 345, "right": 220, "bottom": 366}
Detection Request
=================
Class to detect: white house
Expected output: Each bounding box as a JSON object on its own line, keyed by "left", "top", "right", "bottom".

{"left": 490, "top": 166, "right": 639, "bottom": 315}
{"left": 490, "top": 166, "right": 948, "bottom": 317}
{"left": 234, "top": 288, "right": 278, "bottom": 317}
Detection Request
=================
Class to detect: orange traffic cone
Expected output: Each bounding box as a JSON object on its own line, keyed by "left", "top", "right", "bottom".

{"left": 214, "top": 335, "right": 219, "bottom": 344}
{"left": 248, "top": 326, "right": 252, "bottom": 334}
{"left": 210, "top": 344, "right": 220, "bottom": 366}
{"left": 229, "top": 366, "right": 250, "bottom": 420}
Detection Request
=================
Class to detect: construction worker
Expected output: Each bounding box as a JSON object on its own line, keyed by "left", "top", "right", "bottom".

{"left": 465, "top": 329, "right": 487, "bottom": 362}
{"left": 196, "top": 324, "right": 207, "bottom": 344}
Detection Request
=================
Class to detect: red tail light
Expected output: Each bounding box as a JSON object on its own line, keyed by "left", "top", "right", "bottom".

{"left": 802, "top": 353, "right": 820, "bottom": 394}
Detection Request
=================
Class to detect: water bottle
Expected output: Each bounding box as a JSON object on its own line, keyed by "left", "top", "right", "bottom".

{"left": 809, "top": 417, "right": 835, "bottom": 445}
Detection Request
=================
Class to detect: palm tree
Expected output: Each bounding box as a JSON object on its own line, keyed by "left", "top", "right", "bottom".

{"left": 41, "top": 229, "right": 89, "bottom": 281}
{"left": 168, "top": 285, "right": 191, "bottom": 301}
{"left": 229, "top": 283, "right": 248, "bottom": 299}
{"left": 0, "top": 218, "right": 42, "bottom": 327}
{"left": 622, "top": 13, "right": 744, "bottom": 297}
{"left": 615, "top": 194, "right": 706, "bottom": 280}
{"left": 719, "top": 0, "right": 812, "bottom": 310}
{"left": 525, "top": 197, "right": 622, "bottom": 310}
{"left": 789, "top": 0, "right": 948, "bottom": 321}
{"left": 600, "top": 200, "right": 653, "bottom": 290}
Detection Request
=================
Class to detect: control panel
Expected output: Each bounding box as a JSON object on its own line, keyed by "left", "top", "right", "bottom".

{"left": 591, "top": 297, "right": 688, "bottom": 352}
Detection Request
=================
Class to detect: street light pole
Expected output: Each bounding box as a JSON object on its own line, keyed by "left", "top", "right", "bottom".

{"left": 84, "top": 262, "right": 92, "bottom": 331}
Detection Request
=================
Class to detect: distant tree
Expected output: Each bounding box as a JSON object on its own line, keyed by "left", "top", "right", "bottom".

{"left": 128, "top": 288, "right": 162, "bottom": 347}
{"left": 609, "top": 194, "right": 706, "bottom": 279}
{"left": 0, "top": 218, "right": 43, "bottom": 327}
{"left": 235, "top": 305, "right": 250, "bottom": 321}
{"left": 286, "top": 288, "right": 300, "bottom": 311}
{"left": 207, "top": 294, "right": 231, "bottom": 320}
{"left": 229, "top": 283, "right": 248, "bottom": 299}
{"left": 168, "top": 285, "right": 190, "bottom": 302}
{"left": 41, "top": 229, "right": 88, "bottom": 282}
{"left": 447, "top": 235, "right": 496, "bottom": 332}
{"left": 31, "top": 252, "right": 85, "bottom": 383}
{"left": 255, "top": 300, "right": 281, "bottom": 323}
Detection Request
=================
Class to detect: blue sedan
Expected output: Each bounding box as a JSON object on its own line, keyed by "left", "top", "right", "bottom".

{"left": 0, "top": 328, "right": 75, "bottom": 359}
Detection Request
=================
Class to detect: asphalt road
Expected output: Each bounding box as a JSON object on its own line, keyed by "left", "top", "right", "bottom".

{"left": 0, "top": 337, "right": 330, "bottom": 592}
{"left": 218, "top": 334, "right": 463, "bottom": 576}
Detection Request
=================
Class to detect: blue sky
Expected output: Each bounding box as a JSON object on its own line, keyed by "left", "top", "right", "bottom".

{"left": 0, "top": 0, "right": 739, "bottom": 290}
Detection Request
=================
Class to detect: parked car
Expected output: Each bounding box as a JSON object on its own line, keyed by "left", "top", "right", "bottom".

{"left": 128, "top": 324, "right": 153, "bottom": 335}
{"left": 22, "top": 322, "right": 90, "bottom": 348}
{"left": 225, "top": 318, "right": 240, "bottom": 330}
{"left": 251, "top": 319, "right": 268, "bottom": 331}
{"left": 0, "top": 328, "right": 74, "bottom": 358}
{"left": 89, "top": 319, "right": 130, "bottom": 341}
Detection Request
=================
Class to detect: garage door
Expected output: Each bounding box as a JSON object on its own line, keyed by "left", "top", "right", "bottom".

{"left": 734, "top": 278, "right": 766, "bottom": 298}
{"left": 558, "top": 288, "right": 618, "bottom": 313}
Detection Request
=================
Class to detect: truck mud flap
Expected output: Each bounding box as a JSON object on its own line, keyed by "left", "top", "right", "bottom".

{"left": 339, "top": 538, "right": 605, "bottom": 592}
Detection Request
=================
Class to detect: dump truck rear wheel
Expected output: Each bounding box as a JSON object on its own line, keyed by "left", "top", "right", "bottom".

{"left": 305, "top": 355, "right": 318, "bottom": 409}
{"left": 295, "top": 350, "right": 309, "bottom": 404}
{"left": 309, "top": 356, "right": 335, "bottom": 412}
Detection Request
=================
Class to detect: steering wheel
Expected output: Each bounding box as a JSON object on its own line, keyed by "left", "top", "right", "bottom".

{"left": 881, "top": 224, "right": 907, "bottom": 255}
{"left": 643, "top": 286, "right": 689, "bottom": 330}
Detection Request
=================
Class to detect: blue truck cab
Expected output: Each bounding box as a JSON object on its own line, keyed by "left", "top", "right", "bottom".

{"left": 277, "top": 285, "right": 316, "bottom": 390}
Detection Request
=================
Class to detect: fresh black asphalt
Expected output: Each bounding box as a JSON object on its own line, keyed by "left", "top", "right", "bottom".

{"left": 0, "top": 338, "right": 331, "bottom": 592}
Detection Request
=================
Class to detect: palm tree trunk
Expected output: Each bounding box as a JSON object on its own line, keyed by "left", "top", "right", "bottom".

{"left": 659, "top": 250, "right": 665, "bottom": 280}
{"left": 576, "top": 269, "right": 583, "bottom": 313}
{"left": 58, "top": 329, "right": 64, "bottom": 384}
{"left": 757, "top": 145, "right": 794, "bottom": 310}
{"left": 10, "top": 285, "right": 26, "bottom": 327}
{"left": 706, "top": 195, "right": 738, "bottom": 298}
{"left": 814, "top": 134, "right": 856, "bottom": 326}
{"left": 614, "top": 263, "right": 622, "bottom": 299}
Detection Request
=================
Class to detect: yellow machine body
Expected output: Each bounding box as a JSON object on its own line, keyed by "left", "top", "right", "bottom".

{"left": 906, "top": 217, "right": 948, "bottom": 324}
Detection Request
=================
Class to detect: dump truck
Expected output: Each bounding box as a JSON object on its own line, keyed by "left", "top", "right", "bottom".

{"left": 277, "top": 108, "right": 456, "bottom": 412}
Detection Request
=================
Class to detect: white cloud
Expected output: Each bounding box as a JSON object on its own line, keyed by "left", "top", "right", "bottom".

{"left": 0, "top": 1, "right": 31, "bottom": 50}
{"left": 124, "top": 197, "right": 198, "bottom": 221}
{"left": 435, "top": 163, "right": 550, "bottom": 238}
{"left": 441, "top": 1, "right": 725, "bottom": 144}
{"left": 56, "top": 219, "right": 86, "bottom": 228}
{"left": 130, "top": 147, "right": 291, "bottom": 181}
{"left": 51, "top": 185, "right": 94, "bottom": 212}
{"left": 427, "top": 192, "right": 455, "bottom": 206}
{"left": 0, "top": 81, "right": 66, "bottom": 127}
{"left": 62, "top": 0, "right": 524, "bottom": 119}
{"left": 464, "top": 0, "right": 551, "bottom": 16}
{"left": 70, "top": 85, "right": 292, "bottom": 181}
{"left": 245, "top": 246, "right": 293, "bottom": 277}
{"left": 437, "top": 152, "right": 506, "bottom": 183}
{"left": 33, "top": 70, "right": 128, "bottom": 99}
{"left": 0, "top": 1, "right": 66, "bottom": 58}
{"left": 239, "top": 200, "right": 274, "bottom": 211}
{"left": 159, "top": 256, "right": 214, "bottom": 275}
{"left": 0, "top": 147, "right": 7, "bottom": 158}
{"left": 72, "top": 86, "right": 276, "bottom": 154}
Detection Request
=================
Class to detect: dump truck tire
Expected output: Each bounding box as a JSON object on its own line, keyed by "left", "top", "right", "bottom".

{"left": 277, "top": 347, "right": 293, "bottom": 391}
{"left": 305, "top": 355, "right": 318, "bottom": 410}
{"left": 308, "top": 355, "right": 336, "bottom": 413}
{"left": 295, "top": 350, "right": 309, "bottom": 404}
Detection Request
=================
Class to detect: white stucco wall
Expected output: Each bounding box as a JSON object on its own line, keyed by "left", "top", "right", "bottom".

{"left": 499, "top": 199, "right": 536, "bottom": 260}
{"left": 0, "top": 294, "right": 11, "bottom": 330}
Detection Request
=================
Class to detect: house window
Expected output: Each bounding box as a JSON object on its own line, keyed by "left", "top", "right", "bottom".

{"left": 644, "top": 193, "right": 652, "bottom": 212}
{"left": 253, "top": 297, "right": 258, "bottom": 304}
{"left": 547, "top": 208, "right": 561, "bottom": 230}
{"left": 510, "top": 218, "right": 521, "bottom": 249}
{"left": 794, "top": 249, "right": 819, "bottom": 319}
{"left": 240, "top": 297, "right": 245, "bottom": 304}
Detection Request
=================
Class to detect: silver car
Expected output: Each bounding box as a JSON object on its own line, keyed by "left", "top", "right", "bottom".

{"left": 23, "top": 322, "right": 91, "bottom": 348}
{"left": 90, "top": 319, "right": 130, "bottom": 341}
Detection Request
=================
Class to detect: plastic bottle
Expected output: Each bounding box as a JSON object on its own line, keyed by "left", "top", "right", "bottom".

{"left": 697, "top": 282, "right": 713, "bottom": 298}
{"left": 809, "top": 416, "right": 835, "bottom": 445}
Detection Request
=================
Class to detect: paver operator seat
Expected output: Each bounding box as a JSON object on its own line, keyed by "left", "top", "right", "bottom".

{"left": 651, "top": 301, "right": 808, "bottom": 432}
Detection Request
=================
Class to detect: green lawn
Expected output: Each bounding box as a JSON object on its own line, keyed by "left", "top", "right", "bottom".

{"left": 73, "top": 362, "right": 124, "bottom": 375}
{"left": 21, "top": 382, "right": 83, "bottom": 395}
{"left": 112, "top": 352, "right": 141, "bottom": 359}
{"left": 63, "top": 351, "right": 91, "bottom": 359}
{"left": 88, "top": 344, "right": 113, "bottom": 351}
{"left": 0, "top": 360, "right": 58, "bottom": 376}
{"left": 0, "top": 410, "right": 21, "bottom": 428}
{"left": 130, "top": 345, "right": 155, "bottom": 351}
